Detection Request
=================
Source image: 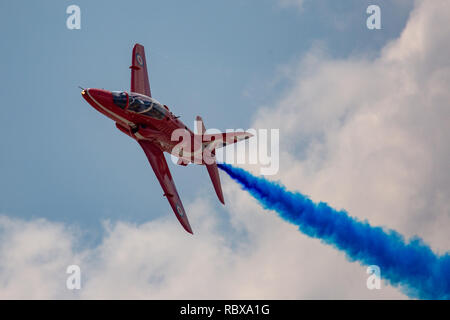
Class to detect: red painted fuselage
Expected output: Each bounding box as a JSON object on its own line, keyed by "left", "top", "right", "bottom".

{"left": 82, "top": 88, "right": 196, "bottom": 155}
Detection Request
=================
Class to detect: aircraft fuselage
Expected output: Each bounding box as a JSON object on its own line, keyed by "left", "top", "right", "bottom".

{"left": 82, "top": 88, "right": 200, "bottom": 161}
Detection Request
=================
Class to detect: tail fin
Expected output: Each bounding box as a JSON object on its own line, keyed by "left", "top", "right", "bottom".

{"left": 130, "top": 44, "right": 151, "bottom": 97}
{"left": 195, "top": 115, "right": 206, "bottom": 135}
{"left": 196, "top": 116, "right": 225, "bottom": 205}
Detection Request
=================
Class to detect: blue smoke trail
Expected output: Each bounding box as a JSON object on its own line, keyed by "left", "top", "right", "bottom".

{"left": 217, "top": 163, "right": 450, "bottom": 300}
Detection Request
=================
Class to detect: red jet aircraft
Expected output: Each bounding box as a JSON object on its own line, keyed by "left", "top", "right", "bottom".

{"left": 81, "top": 43, "right": 252, "bottom": 234}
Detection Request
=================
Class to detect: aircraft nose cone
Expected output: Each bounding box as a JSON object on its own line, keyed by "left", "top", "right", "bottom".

{"left": 86, "top": 88, "right": 114, "bottom": 107}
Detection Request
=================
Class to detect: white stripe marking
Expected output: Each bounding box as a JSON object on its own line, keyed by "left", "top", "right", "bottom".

{"left": 86, "top": 89, "right": 135, "bottom": 128}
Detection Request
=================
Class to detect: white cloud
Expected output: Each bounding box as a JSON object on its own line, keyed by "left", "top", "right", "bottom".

{"left": 0, "top": 0, "right": 448, "bottom": 299}
{"left": 0, "top": 217, "right": 84, "bottom": 299}
{"left": 0, "top": 199, "right": 405, "bottom": 299}
{"left": 253, "top": 0, "right": 450, "bottom": 251}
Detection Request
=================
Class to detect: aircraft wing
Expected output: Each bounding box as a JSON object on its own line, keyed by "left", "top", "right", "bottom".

{"left": 130, "top": 43, "right": 152, "bottom": 97}
{"left": 137, "top": 140, "right": 193, "bottom": 234}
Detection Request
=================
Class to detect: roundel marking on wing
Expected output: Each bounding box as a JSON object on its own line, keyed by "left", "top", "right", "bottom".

{"left": 176, "top": 204, "right": 184, "bottom": 217}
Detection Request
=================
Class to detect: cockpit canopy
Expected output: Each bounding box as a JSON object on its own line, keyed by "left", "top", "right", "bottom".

{"left": 112, "top": 91, "right": 166, "bottom": 120}
{"left": 112, "top": 91, "right": 128, "bottom": 109}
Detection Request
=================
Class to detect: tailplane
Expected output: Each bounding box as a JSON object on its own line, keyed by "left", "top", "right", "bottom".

{"left": 195, "top": 116, "right": 253, "bottom": 205}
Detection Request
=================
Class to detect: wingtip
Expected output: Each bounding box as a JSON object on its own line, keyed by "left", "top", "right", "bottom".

{"left": 183, "top": 219, "right": 194, "bottom": 235}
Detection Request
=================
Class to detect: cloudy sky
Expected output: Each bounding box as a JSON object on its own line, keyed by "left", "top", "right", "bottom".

{"left": 0, "top": 0, "right": 448, "bottom": 299}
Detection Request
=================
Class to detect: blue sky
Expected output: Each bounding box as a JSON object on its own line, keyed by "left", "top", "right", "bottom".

{"left": 0, "top": 0, "right": 414, "bottom": 245}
